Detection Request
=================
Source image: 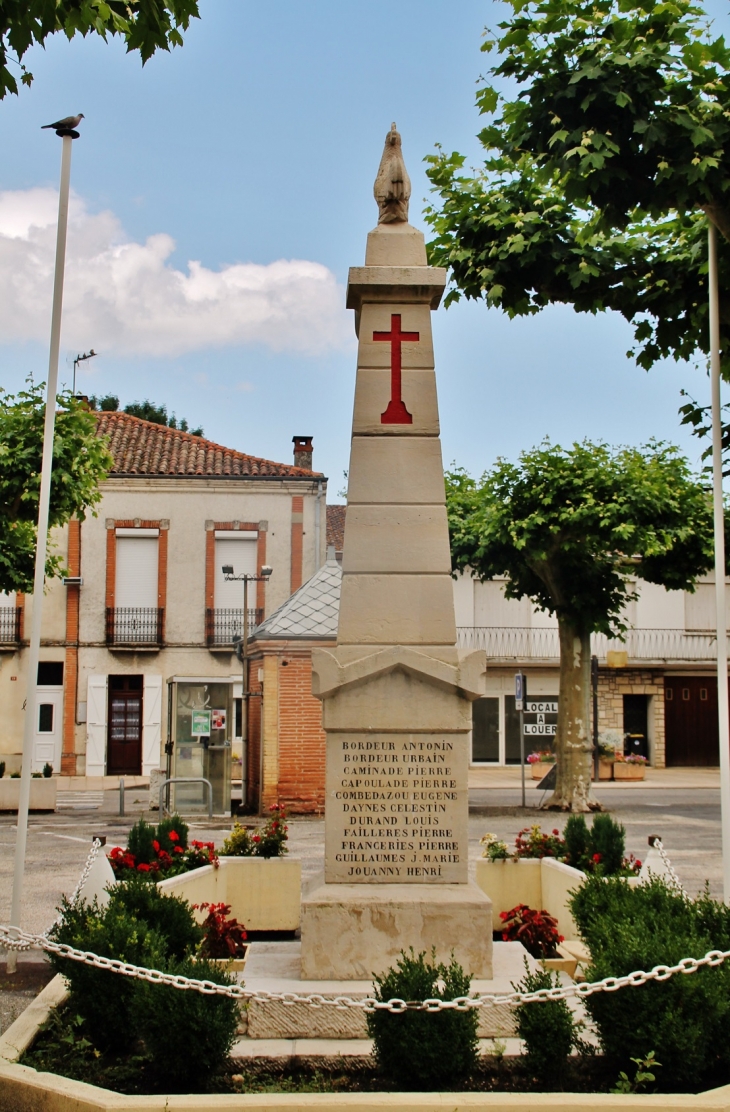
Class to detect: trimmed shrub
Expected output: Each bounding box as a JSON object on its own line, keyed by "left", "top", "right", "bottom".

{"left": 156, "top": 812, "right": 189, "bottom": 853}
{"left": 126, "top": 817, "right": 157, "bottom": 865}
{"left": 47, "top": 897, "right": 166, "bottom": 1051}
{"left": 570, "top": 875, "right": 730, "bottom": 1089}
{"left": 133, "top": 955, "right": 238, "bottom": 1091}
{"left": 366, "top": 949, "right": 478, "bottom": 1088}
{"left": 590, "top": 814, "right": 625, "bottom": 875}
{"left": 563, "top": 814, "right": 590, "bottom": 870}
{"left": 106, "top": 874, "right": 202, "bottom": 959}
{"left": 513, "top": 962, "right": 583, "bottom": 1088}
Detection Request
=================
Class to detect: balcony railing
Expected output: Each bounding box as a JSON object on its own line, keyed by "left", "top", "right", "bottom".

{"left": 0, "top": 606, "right": 21, "bottom": 644}
{"left": 206, "top": 607, "right": 263, "bottom": 647}
{"left": 106, "top": 607, "right": 163, "bottom": 646}
{"left": 457, "top": 626, "right": 729, "bottom": 663}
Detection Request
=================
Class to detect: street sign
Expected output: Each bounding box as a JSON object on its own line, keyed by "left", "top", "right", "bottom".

{"left": 515, "top": 672, "right": 527, "bottom": 712}
{"left": 536, "top": 763, "right": 557, "bottom": 791}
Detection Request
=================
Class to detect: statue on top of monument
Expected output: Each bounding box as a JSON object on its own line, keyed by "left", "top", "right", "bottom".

{"left": 374, "top": 123, "right": 411, "bottom": 224}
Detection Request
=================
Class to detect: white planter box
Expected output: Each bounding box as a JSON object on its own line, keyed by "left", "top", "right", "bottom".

{"left": 0, "top": 778, "right": 57, "bottom": 812}
{"left": 475, "top": 857, "right": 584, "bottom": 941}
{"left": 158, "top": 856, "right": 301, "bottom": 932}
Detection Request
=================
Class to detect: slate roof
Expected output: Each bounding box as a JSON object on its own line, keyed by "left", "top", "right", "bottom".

{"left": 326, "top": 504, "right": 346, "bottom": 552}
{"left": 252, "top": 555, "right": 341, "bottom": 641}
{"left": 96, "top": 411, "right": 322, "bottom": 479}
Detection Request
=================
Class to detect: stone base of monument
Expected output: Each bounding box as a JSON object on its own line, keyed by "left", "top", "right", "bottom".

{"left": 234, "top": 939, "right": 536, "bottom": 1050}
{"left": 299, "top": 878, "right": 493, "bottom": 980}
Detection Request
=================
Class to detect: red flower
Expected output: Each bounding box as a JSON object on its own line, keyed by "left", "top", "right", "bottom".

{"left": 173, "top": 845, "right": 184, "bottom": 854}
{"left": 552, "top": 829, "right": 560, "bottom": 836}
{"left": 635, "top": 859, "right": 642, "bottom": 869}
{"left": 137, "top": 863, "right": 151, "bottom": 872}
{"left": 152, "top": 840, "right": 160, "bottom": 853}
{"left": 252, "top": 834, "right": 260, "bottom": 843}
{"left": 168, "top": 830, "right": 180, "bottom": 842}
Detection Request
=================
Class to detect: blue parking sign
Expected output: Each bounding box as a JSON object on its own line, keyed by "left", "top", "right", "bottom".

{"left": 515, "top": 672, "right": 527, "bottom": 711}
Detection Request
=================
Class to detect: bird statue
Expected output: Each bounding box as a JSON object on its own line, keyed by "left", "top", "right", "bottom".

{"left": 41, "top": 114, "right": 84, "bottom": 132}
{"left": 373, "top": 122, "right": 411, "bottom": 224}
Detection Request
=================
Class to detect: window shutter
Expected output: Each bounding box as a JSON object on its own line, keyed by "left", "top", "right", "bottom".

{"left": 142, "top": 674, "right": 163, "bottom": 775}
{"left": 115, "top": 537, "right": 159, "bottom": 608}
{"left": 86, "top": 675, "right": 107, "bottom": 776}
{"left": 215, "top": 537, "right": 257, "bottom": 609}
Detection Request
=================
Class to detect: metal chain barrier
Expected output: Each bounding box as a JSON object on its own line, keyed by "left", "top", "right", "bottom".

{"left": 651, "top": 837, "right": 686, "bottom": 896}
{"left": 2, "top": 836, "right": 722, "bottom": 1013}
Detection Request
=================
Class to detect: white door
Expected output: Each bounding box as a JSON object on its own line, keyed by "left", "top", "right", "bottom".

{"left": 32, "top": 687, "right": 63, "bottom": 773}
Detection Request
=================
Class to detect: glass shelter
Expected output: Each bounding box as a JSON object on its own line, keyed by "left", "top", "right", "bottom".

{"left": 166, "top": 677, "right": 241, "bottom": 815}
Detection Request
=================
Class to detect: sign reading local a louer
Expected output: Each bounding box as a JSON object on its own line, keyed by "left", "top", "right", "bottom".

{"left": 522, "top": 698, "right": 559, "bottom": 738}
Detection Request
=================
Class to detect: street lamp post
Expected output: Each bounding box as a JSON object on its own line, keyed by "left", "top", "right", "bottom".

{"left": 9, "top": 122, "right": 80, "bottom": 972}
{"left": 223, "top": 564, "right": 272, "bottom": 810}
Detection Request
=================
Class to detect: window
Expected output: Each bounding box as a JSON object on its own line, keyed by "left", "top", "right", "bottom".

{"left": 214, "top": 532, "right": 257, "bottom": 608}
{"left": 38, "top": 661, "right": 63, "bottom": 685}
{"left": 682, "top": 688, "right": 691, "bottom": 701}
{"left": 472, "top": 698, "right": 499, "bottom": 762}
{"left": 665, "top": 687, "right": 674, "bottom": 701}
{"left": 115, "top": 530, "right": 159, "bottom": 608}
{"left": 38, "top": 704, "right": 54, "bottom": 732}
{"left": 700, "top": 688, "right": 708, "bottom": 701}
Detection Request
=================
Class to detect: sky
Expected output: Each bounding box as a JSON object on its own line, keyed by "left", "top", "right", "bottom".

{"left": 0, "top": 0, "right": 728, "bottom": 492}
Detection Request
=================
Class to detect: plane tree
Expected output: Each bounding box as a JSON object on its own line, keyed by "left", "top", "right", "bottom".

{"left": 0, "top": 383, "right": 112, "bottom": 593}
{"left": 446, "top": 440, "right": 713, "bottom": 810}
{"left": 425, "top": 0, "right": 730, "bottom": 434}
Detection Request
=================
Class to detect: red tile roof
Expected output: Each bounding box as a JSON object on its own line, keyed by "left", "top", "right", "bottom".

{"left": 326, "top": 504, "right": 346, "bottom": 551}
{"left": 96, "top": 411, "right": 322, "bottom": 479}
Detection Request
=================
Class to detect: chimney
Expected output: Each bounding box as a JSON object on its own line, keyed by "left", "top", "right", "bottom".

{"left": 292, "top": 435, "right": 313, "bottom": 470}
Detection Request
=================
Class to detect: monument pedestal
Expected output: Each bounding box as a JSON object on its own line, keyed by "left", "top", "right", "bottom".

{"left": 300, "top": 878, "right": 492, "bottom": 980}
{"left": 301, "top": 126, "right": 490, "bottom": 987}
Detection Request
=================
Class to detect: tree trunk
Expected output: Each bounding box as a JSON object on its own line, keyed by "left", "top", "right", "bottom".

{"left": 542, "top": 616, "right": 601, "bottom": 812}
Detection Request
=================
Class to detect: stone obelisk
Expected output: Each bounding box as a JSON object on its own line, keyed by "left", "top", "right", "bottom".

{"left": 300, "top": 124, "right": 491, "bottom": 980}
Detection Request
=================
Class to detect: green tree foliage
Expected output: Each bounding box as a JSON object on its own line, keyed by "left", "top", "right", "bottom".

{"left": 122, "top": 398, "right": 203, "bottom": 436}
{"left": 446, "top": 440, "right": 713, "bottom": 809}
{"left": 1, "top": 0, "right": 199, "bottom": 99}
{"left": 424, "top": 0, "right": 730, "bottom": 416}
{"left": 0, "top": 383, "right": 112, "bottom": 593}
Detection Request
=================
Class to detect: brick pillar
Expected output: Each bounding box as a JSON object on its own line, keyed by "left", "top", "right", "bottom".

{"left": 290, "top": 496, "right": 303, "bottom": 594}
{"left": 62, "top": 518, "right": 81, "bottom": 774}
{"left": 260, "top": 654, "right": 280, "bottom": 812}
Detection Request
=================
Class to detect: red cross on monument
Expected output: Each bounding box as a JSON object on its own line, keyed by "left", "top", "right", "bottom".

{"left": 374, "top": 313, "right": 419, "bottom": 424}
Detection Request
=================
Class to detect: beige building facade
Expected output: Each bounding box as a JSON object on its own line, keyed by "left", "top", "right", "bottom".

{"left": 0, "top": 414, "right": 326, "bottom": 794}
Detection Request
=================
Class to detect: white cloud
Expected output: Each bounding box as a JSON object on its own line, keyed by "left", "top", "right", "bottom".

{"left": 0, "top": 188, "right": 351, "bottom": 358}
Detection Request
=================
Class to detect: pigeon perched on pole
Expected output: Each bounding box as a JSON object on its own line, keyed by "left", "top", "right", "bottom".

{"left": 41, "top": 114, "right": 84, "bottom": 131}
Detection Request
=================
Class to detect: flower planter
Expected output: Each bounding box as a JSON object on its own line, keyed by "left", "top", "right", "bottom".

{"left": 158, "top": 856, "right": 302, "bottom": 932}
{"left": 613, "top": 762, "right": 646, "bottom": 781}
{"left": 476, "top": 857, "right": 584, "bottom": 941}
{"left": 598, "top": 759, "right": 614, "bottom": 781}
{"left": 530, "top": 763, "right": 553, "bottom": 780}
{"left": 0, "top": 777, "right": 57, "bottom": 812}
{"left": 194, "top": 948, "right": 248, "bottom": 974}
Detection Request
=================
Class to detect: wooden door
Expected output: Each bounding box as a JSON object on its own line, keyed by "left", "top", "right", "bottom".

{"left": 108, "top": 675, "right": 143, "bottom": 775}
{"left": 665, "top": 676, "right": 722, "bottom": 767}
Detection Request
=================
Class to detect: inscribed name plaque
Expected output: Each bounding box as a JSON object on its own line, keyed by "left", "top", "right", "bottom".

{"left": 325, "top": 732, "right": 468, "bottom": 883}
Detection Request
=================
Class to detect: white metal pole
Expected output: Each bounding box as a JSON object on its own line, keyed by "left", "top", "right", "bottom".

{"left": 8, "top": 134, "right": 74, "bottom": 970}
{"left": 708, "top": 221, "right": 730, "bottom": 903}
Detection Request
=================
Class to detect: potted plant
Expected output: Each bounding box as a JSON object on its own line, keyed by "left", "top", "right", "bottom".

{"left": 526, "top": 751, "right": 556, "bottom": 779}
{"left": 613, "top": 753, "right": 648, "bottom": 780}
{"left": 194, "top": 901, "right": 248, "bottom": 971}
